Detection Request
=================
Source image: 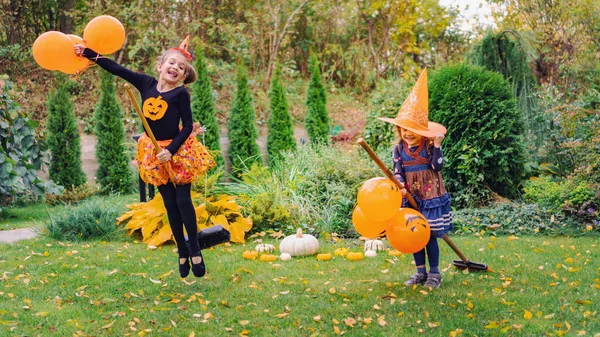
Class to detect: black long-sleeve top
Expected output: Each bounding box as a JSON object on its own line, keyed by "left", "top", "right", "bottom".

{"left": 82, "top": 48, "right": 192, "bottom": 154}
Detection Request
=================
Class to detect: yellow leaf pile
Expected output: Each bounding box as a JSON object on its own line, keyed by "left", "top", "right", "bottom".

{"left": 116, "top": 192, "right": 253, "bottom": 247}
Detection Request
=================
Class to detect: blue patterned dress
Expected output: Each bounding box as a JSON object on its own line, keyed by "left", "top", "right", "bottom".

{"left": 393, "top": 140, "right": 453, "bottom": 238}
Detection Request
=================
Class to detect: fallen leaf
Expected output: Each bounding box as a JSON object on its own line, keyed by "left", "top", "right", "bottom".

{"left": 101, "top": 320, "right": 116, "bottom": 329}
{"left": 524, "top": 310, "right": 533, "bottom": 320}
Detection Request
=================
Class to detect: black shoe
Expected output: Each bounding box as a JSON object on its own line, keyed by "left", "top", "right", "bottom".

{"left": 179, "top": 257, "right": 191, "bottom": 278}
{"left": 191, "top": 251, "right": 206, "bottom": 277}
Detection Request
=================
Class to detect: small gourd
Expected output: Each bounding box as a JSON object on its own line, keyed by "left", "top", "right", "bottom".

{"left": 364, "top": 239, "right": 384, "bottom": 252}
{"left": 387, "top": 249, "right": 402, "bottom": 257}
{"left": 279, "top": 228, "right": 319, "bottom": 256}
{"left": 255, "top": 243, "right": 276, "bottom": 253}
{"left": 259, "top": 254, "right": 278, "bottom": 262}
{"left": 316, "top": 253, "right": 332, "bottom": 261}
{"left": 334, "top": 247, "right": 349, "bottom": 257}
{"left": 242, "top": 250, "right": 258, "bottom": 260}
{"left": 364, "top": 250, "right": 377, "bottom": 258}
{"left": 346, "top": 252, "right": 364, "bottom": 261}
{"left": 279, "top": 253, "right": 292, "bottom": 261}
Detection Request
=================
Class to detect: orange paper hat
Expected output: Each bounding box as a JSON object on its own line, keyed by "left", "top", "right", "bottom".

{"left": 169, "top": 35, "right": 192, "bottom": 61}
{"left": 378, "top": 69, "right": 446, "bottom": 138}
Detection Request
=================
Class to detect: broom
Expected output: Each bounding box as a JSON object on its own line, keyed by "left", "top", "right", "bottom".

{"left": 124, "top": 84, "right": 230, "bottom": 250}
{"left": 357, "top": 138, "right": 489, "bottom": 272}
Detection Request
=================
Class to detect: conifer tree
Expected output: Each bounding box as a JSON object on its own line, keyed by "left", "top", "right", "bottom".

{"left": 46, "top": 80, "right": 86, "bottom": 189}
{"left": 191, "top": 46, "right": 223, "bottom": 168}
{"left": 305, "top": 54, "right": 330, "bottom": 144}
{"left": 267, "top": 66, "right": 296, "bottom": 164}
{"left": 93, "top": 71, "right": 133, "bottom": 193}
{"left": 227, "top": 64, "right": 260, "bottom": 178}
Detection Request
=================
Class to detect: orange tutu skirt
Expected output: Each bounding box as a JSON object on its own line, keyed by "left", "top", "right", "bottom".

{"left": 136, "top": 134, "right": 215, "bottom": 186}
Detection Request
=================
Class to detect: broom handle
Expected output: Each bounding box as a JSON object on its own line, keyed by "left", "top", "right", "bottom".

{"left": 356, "top": 138, "right": 469, "bottom": 263}
{"left": 124, "top": 84, "right": 175, "bottom": 188}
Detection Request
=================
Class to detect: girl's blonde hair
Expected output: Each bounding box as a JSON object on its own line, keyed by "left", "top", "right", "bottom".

{"left": 156, "top": 50, "right": 197, "bottom": 85}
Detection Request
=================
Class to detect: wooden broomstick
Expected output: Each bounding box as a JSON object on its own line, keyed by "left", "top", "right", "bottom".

{"left": 357, "top": 138, "right": 489, "bottom": 272}
{"left": 124, "top": 84, "right": 175, "bottom": 188}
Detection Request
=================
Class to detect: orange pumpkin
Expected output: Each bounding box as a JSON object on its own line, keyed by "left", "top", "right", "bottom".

{"left": 242, "top": 250, "right": 258, "bottom": 260}
{"left": 259, "top": 254, "right": 277, "bottom": 262}
{"left": 316, "top": 253, "right": 333, "bottom": 261}
{"left": 334, "top": 248, "right": 348, "bottom": 257}
{"left": 346, "top": 252, "right": 364, "bottom": 261}
{"left": 143, "top": 96, "right": 168, "bottom": 120}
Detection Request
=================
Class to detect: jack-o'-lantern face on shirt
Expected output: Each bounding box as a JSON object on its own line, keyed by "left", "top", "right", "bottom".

{"left": 143, "top": 95, "right": 168, "bottom": 120}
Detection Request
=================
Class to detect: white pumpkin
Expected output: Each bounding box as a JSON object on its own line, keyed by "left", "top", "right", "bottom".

{"left": 279, "top": 253, "right": 292, "bottom": 261}
{"left": 364, "top": 239, "right": 384, "bottom": 252}
{"left": 364, "top": 250, "right": 377, "bottom": 258}
{"left": 279, "top": 228, "right": 319, "bottom": 256}
{"left": 255, "top": 243, "right": 275, "bottom": 253}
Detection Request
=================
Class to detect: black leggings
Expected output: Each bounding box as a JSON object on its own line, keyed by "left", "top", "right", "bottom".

{"left": 157, "top": 183, "right": 200, "bottom": 258}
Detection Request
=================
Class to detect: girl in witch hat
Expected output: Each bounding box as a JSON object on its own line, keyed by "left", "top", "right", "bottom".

{"left": 378, "top": 69, "right": 453, "bottom": 288}
{"left": 74, "top": 36, "right": 215, "bottom": 278}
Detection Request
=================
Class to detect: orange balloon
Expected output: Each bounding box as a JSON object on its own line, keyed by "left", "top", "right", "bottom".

{"left": 32, "top": 31, "right": 73, "bottom": 70}
{"left": 55, "top": 35, "right": 90, "bottom": 74}
{"left": 83, "top": 15, "right": 125, "bottom": 54}
{"left": 351, "top": 205, "right": 388, "bottom": 238}
{"left": 386, "top": 208, "right": 430, "bottom": 254}
{"left": 357, "top": 177, "right": 403, "bottom": 222}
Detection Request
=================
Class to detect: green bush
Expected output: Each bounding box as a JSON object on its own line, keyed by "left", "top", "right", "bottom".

{"left": 523, "top": 176, "right": 599, "bottom": 224}
{"left": 453, "top": 202, "right": 597, "bottom": 236}
{"left": 46, "top": 78, "right": 87, "bottom": 189}
{"left": 93, "top": 71, "right": 134, "bottom": 194}
{"left": 45, "top": 199, "right": 124, "bottom": 241}
{"left": 429, "top": 64, "right": 526, "bottom": 207}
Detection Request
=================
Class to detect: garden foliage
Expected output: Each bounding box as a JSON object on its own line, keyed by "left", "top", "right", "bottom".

{"left": 191, "top": 46, "right": 223, "bottom": 168}
{"left": 428, "top": 64, "right": 526, "bottom": 207}
{"left": 93, "top": 70, "right": 133, "bottom": 194}
{"left": 305, "top": 55, "right": 330, "bottom": 144}
{"left": 46, "top": 79, "right": 86, "bottom": 189}
{"left": 218, "top": 144, "right": 381, "bottom": 236}
{"left": 116, "top": 192, "right": 252, "bottom": 246}
{"left": 0, "top": 75, "right": 60, "bottom": 203}
{"left": 45, "top": 199, "right": 124, "bottom": 241}
{"left": 267, "top": 66, "right": 296, "bottom": 164}
{"left": 227, "top": 64, "right": 261, "bottom": 179}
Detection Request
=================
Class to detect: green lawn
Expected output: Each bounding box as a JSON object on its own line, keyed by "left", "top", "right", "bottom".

{"left": 0, "top": 194, "right": 139, "bottom": 231}
{"left": 0, "top": 233, "right": 598, "bottom": 336}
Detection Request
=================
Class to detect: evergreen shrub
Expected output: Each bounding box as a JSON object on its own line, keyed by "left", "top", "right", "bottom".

{"left": 46, "top": 79, "right": 87, "bottom": 189}
{"left": 191, "top": 47, "right": 223, "bottom": 168}
{"left": 429, "top": 64, "right": 526, "bottom": 207}
{"left": 305, "top": 55, "right": 330, "bottom": 144}
{"left": 267, "top": 66, "right": 296, "bottom": 164}
{"left": 93, "top": 71, "right": 134, "bottom": 193}
{"left": 227, "top": 64, "right": 261, "bottom": 179}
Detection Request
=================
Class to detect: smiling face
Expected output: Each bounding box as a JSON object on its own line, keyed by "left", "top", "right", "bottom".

{"left": 156, "top": 51, "right": 188, "bottom": 85}
{"left": 399, "top": 127, "right": 423, "bottom": 147}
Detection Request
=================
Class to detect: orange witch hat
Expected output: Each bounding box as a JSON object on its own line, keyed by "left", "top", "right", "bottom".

{"left": 169, "top": 35, "right": 192, "bottom": 61}
{"left": 378, "top": 69, "right": 446, "bottom": 138}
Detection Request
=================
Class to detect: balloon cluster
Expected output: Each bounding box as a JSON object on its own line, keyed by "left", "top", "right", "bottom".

{"left": 353, "top": 177, "right": 430, "bottom": 254}
{"left": 32, "top": 15, "right": 125, "bottom": 74}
